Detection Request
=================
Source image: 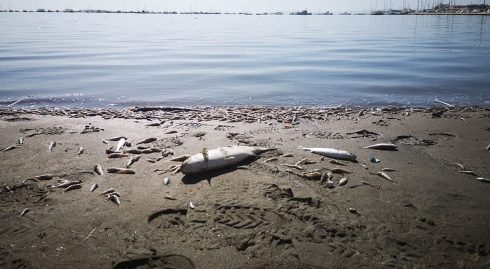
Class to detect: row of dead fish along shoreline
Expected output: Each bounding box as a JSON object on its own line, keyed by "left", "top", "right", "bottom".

{"left": 1, "top": 105, "right": 489, "bottom": 217}
{"left": 0, "top": 105, "right": 489, "bottom": 124}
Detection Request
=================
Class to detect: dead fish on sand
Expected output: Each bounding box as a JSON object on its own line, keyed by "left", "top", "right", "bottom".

{"left": 295, "top": 158, "right": 316, "bottom": 166}
{"left": 376, "top": 172, "right": 393, "bottom": 182}
{"left": 107, "top": 167, "right": 136, "bottom": 174}
{"left": 330, "top": 168, "right": 352, "bottom": 174}
{"left": 339, "top": 177, "right": 348, "bottom": 186}
{"left": 283, "top": 164, "right": 303, "bottom": 170}
{"left": 94, "top": 164, "right": 104, "bottom": 175}
{"left": 102, "top": 140, "right": 109, "bottom": 145}
{"left": 2, "top": 145, "right": 18, "bottom": 152}
{"left": 90, "top": 183, "right": 98, "bottom": 192}
{"left": 108, "top": 136, "right": 127, "bottom": 141}
{"left": 20, "top": 208, "right": 31, "bottom": 217}
{"left": 453, "top": 163, "right": 465, "bottom": 170}
{"left": 17, "top": 137, "right": 24, "bottom": 145}
{"left": 458, "top": 170, "right": 478, "bottom": 176}
{"left": 189, "top": 201, "right": 196, "bottom": 209}
{"left": 48, "top": 141, "right": 56, "bottom": 152}
{"left": 49, "top": 179, "right": 81, "bottom": 189}
{"left": 297, "top": 146, "right": 356, "bottom": 161}
{"left": 181, "top": 146, "right": 274, "bottom": 175}
{"left": 170, "top": 155, "right": 191, "bottom": 162}
{"left": 348, "top": 208, "right": 361, "bottom": 216}
{"left": 100, "top": 188, "right": 115, "bottom": 195}
{"left": 486, "top": 144, "right": 490, "bottom": 151}
{"left": 163, "top": 177, "right": 170, "bottom": 185}
{"left": 126, "top": 155, "right": 142, "bottom": 168}
{"left": 108, "top": 153, "right": 129, "bottom": 159}
{"left": 363, "top": 143, "right": 398, "bottom": 151}
{"left": 136, "top": 137, "right": 157, "bottom": 145}
{"left": 330, "top": 159, "right": 346, "bottom": 166}
{"left": 370, "top": 157, "right": 380, "bottom": 163}
{"left": 477, "top": 177, "right": 490, "bottom": 183}
{"left": 27, "top": 174, "right": 53, "bottom": 182}
{"left": 108, "top": 194, "right": 120, "bottom": 206}
{"left": 382, "top": 168, "right": 396, "bottom": 172}
{"left": 115, "top": 138, "right": 126, "bottom": 152}
{"left": 77, "top": 147, "right": 84, "bottom": 156}
{"left": 64, "top": 184, "right": 82, "bottom": 192}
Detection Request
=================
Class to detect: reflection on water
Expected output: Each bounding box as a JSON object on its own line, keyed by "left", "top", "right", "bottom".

{"left": 0, "top": 13, "right": 489, "bottom": 107}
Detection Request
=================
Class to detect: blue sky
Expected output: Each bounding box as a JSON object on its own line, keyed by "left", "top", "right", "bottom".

{"left": 0, "top": 0, "right": 484, "bottom": 13}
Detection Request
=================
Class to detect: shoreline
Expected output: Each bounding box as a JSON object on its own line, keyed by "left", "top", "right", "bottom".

{"left": 1, "top": 106, "right": 489, "bottom": 268}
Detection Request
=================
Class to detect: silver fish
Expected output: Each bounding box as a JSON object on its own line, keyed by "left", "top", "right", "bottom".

{"left": 453, "top": 163, "right": 465, "bottom": 170}
{"left": 376, "top": 172, "right": 393, "bottom": 182}
{"left": 94, "top": 164, "right": 104, "bottom": 175}
{"left": 102, "top": 140, "right": 110, "bottom": 144}
{"left": 486, "top": 144, "right": 490, "bottom": 151}
{"left": 164, "top": 195, "right": 177, "bottom": 200}
{"left": 108, "top": 194, "right": 120, "bottom": 206}
{"left": 77, "top": 147, "right": 84, "bottom": 156}
{"left": 100, "top": 188, "right": 115, "bottom": 195}
{"left": 339, "top": 177, "right": 348, "bottom": 186}
{"left": 126, "top": 155, "right": 142, "bottom": 168}
{"left": 115, "top": 138, "right": 126, "bottom": 152}
{"left": 363, "top": 143, "right": 398, "bottom": 151}
{"left": 90, "top": 183, "right": 98, "bottom": 192}
{"left": 136, "top": 137, "right": 157, "bottom": 145}
{"left": 17, "top": 137, "right": 23, "bottom": 145}
{"left": 64, "top": 184, "right": 82, "bottom": 192}
{"left": 458, "top": 170, "right": 478, "bottom": 176}
{"left": 2, "top": 145, "right": 18, "bottom": 152}
{"left": 189, "top": 201, "right": 196, "bottom": 209}
{"left": 297, "top": 146, "right": 356, "bottom": 161}
{"left": 476, "top": 177, "right": 490, "bottom": 183}
{"left": 348, "top": 208, "right": 361, "bottom": 216}
{"left": 50, "top": 180, "right": 81, "bottom": 189}
{"left": 20, "top": 208, "right": 31, "bottom": 217}
{"left": 163, "top": 177, "right": 170, "bottom": 186}
{"left": 48, "top": 141, "right": 56, "bottom": 152}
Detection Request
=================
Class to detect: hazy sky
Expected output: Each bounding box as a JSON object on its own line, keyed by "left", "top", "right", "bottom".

{"left": 0, "top": 0, "right": 484, "bottom": 13}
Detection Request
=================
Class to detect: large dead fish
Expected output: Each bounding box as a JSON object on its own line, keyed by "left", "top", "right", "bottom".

{"left": 363, "top": 143, "right": 398, "bottom": 151}
{"left": 297, "top": 146, "right": 356, "bottom": 161}
{"left": 181, "top": 146, "right": 273, "bottom": 175}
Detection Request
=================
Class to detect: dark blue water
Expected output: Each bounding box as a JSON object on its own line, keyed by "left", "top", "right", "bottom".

{"left": 0, "top": 13, "right": 489, "bottom": 107}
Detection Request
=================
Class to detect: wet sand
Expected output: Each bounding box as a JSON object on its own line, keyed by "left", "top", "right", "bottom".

{"left": 0, "top": 106, "right": 489, "bottom": 268}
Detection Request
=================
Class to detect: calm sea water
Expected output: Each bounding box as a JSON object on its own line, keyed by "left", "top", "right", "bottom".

{"left": 0, "top": 13, "right": 489, "bottom": 107}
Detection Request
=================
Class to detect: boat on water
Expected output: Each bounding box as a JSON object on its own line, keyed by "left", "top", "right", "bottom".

{"left": 290, "top": 10, "right": 312, "bottom": 15}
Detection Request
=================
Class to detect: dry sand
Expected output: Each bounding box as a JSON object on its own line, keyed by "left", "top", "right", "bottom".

{"left": 0, "top": 106, "right": 489, "bottom": 268}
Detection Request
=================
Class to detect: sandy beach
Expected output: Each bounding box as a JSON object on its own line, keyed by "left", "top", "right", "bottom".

{"left": 0, "top": 106, "right": 489, "bottom": 268}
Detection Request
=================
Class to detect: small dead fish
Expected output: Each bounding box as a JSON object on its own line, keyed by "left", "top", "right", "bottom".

{"left": 136, "top": 137, "right": 157, "bottom": 145}
{"left": 90, "top": 183, "right": 98, "bottom": 192}
{"left": 339, "top": 177, "right": 348, "bottom": 186}
{"left": 108, "top": 194, "right": 120, "bottom": 206}
{"left": 458, "top": 170, "right": 478, "bottom": 176}
{"left": 48, "top": 141, "right": 56, "bottom": 152}
{"left": 107, "top": 167, "right": 136, "bottom": 174}
{"left": 102, "top": 140, "right": 110, "bottom": 144}
{"left": 163, "top": 177, "right": 170, "bottom": 185}
{"left": 50, "top": 180, "right": 81, "bottom": 189}
{"left": 302, "top": 171, "right": 323, "bottom": 180}
{"left": 330, "top": 159, "right": 346, "bottom": 166}
{"left": 164, "top": 195, "right": 177, "bottom": 200}
{"left": 280, "top": 153, "right": 294, "bottom": 157}
{"left": 94, "top": 164, "right": 104, "bottom": 175}
{"left": 146, "top": 122, "right": 161, "bottom": 127}
{"left": 108, "top": 153, "right": 129, "bottom": 158}
{"left": 453, "top": 163, "right": 465, "bottom": 170}
{"left": 283, "top": 164, "right": 303, "bottom": 170}
{"left": 108, "top": 136, "right": 127, "bottom": 141}
{"left": 30, "top": 174, "right": 53, "bottom": 181}
{"left": 382, "top": 168, "right": 396, "bottom": 172}
{"left": 115, "top": 138, "right": 126, "bottom": 152}
{"left": 126, "top": 155, "right": 142, "bottom": 168}
{"left": 17, "top": 137, "right": 23, "bottom": 145}
{"left": 486, "top": 144, "right": 490, "bottom": 151}
{"left": 361, "top": 180, "right": 377, "bottom": 187}
{"left": 189, "top": 201, "right": 196, "bottom": 209}
{"left": 20, "top": 208, "right": 31, "bottom": 217}
{"left": 165, "top": 130, "right": 178, "bottom": 134}
{"left": 2, "top": 145, "right": 18, "bottom": 152}
{"left": 348, "top": 208, "right": 361, "bottom": 216}
{"left": 325, "top": 178, "right": 335, "bottom": 189}
{"left": 331, "top": 168, "right": 352, "bottom": 174}
{"left": 360, "top": 164, "right": 368, "bottom": 169}
{"left": 376, "top": 172, "right": 393, "bottom": 182}
{"left": 370, "top": 157, "right": 380, "bottom": 163}
{"left": 100, "top": 188, "right": 115, "bottom": 195}
{"left": 476, "top": 177, "right": 490, "bottom": 183}
{"left": 363, "top": 143, "right": 398, "bottom": 151}
{"left": 77, "top": 147, "right": 84, "bottom": 156}
{"left": 170, "top": 155, "right": 191, "bottom": 162}
{"left": 295, "top": 158, "right": 316, "bottom": 166}
{"left": 263, "top": 157, "right": 278, "bottom": 163}
{"left": 64, "top": 184, "right": 82, "bottom": 192}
